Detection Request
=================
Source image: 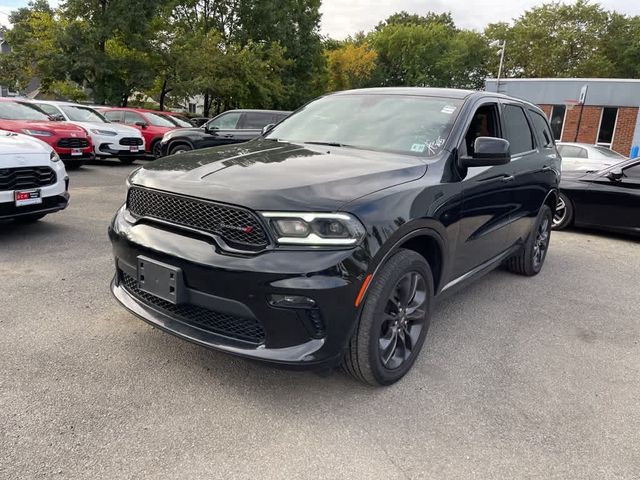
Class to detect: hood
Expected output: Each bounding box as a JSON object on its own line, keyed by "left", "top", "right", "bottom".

{"left": 0, "top": 130, "right": 51, "bottom": 155}
{"left": 131, "top": 140, "right": 428, "bottom": 211}
{"left": 68, "top": 121, "right": 142, "bottom": 136}
{"left": 12, "top": 120, "right": 89, "bottom": 136}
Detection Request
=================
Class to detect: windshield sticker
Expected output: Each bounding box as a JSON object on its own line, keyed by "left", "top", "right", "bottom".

{"left": 425, "top": 136, "right": 446, "bottom": 155}
{"left": 411, "top": 143, "right": 426, "bottom": 153}
{"left": 441, "top": 105, "right": 457, "bottom": 114}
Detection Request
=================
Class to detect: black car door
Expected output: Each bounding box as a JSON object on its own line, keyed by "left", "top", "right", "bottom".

{"left": 201, "top": 111, "right": 244, "bottom": 148}
{"left": 578, "top": 159, "right": 640, "bottom": 232}
{"left": 451, "top": 101, "right": 514, "bottom": 280}
{"left": 234, "top": 112, "right": 275, "bottom": 142}
{"left": 504, "top": 104, "right": 560, "bottom": 244}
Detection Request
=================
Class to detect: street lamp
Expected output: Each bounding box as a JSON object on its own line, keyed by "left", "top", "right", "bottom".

{"left": 490, "top": 40, "right": 506, "bottom": 90}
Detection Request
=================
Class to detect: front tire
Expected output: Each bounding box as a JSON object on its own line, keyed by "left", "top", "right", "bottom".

{"left": 552, "top": 192, "right": 573, "bottom": 230}
{"left": 152, "top": 141, "right": 162, "bottom": 159}
{"left": 505, "top": 205, "right": 552, "bottom": 276}
{"left": 343, "top": 249, "right": 433, "bottom": 386}
{"left": 169, "top": 144, "right": 191, "bottom": 155}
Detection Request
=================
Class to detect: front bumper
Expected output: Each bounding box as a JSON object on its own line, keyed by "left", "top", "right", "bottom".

{"left": 0, "top": 192, "right": 69, "bottom": 220}
{"left": 108, "top": 207, "right": 370, "bottom": 368}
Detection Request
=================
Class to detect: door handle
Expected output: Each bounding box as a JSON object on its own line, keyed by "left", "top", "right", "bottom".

{"left": 501, "top": 175, "right": 515, "bottom": 182}
{"left": 223, "top": 134, "right": 234, "bottom": 138}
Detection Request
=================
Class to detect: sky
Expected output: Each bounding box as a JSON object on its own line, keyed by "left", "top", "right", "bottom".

{"left": 2, "top": 0, "right": 640, "bottom": 37}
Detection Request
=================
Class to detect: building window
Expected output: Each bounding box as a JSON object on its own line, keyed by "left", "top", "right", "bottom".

{"left": 549, "top": 105, "right": 566, "bottom": 141}
{"left": 597, "top": 107, "right": 618, "bottom": 147}
{"left": 188, "top": 103, "right": 196, "bottom": 114}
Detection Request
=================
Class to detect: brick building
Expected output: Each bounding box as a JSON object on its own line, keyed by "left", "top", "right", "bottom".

{"left": 485, "top": 78, "right": 640, "bottom": 157}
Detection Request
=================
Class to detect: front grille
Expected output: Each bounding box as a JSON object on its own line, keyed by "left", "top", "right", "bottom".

{"left": 57, "top": 138, "right": 89, "bottom": 148}
{"left": 119, "top": 137, "right": 143, "bottom": 146}
{"left": 120, "top": 272, "right": 265, "bottom": 344}
{"left": 0, "top": 167, "right": 56, "bottom": 191}
{"left": 127, "top": 187, "right": 269, "bottom": 250}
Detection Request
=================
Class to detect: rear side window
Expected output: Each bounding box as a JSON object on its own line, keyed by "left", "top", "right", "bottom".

{"left": 240, "top": 112, "right": 277, "bottom": 129}
{"left": 530, "top": 111, "right": 554, "bottom": 148}
{"left": 124, "top": 111, "right": 145, "bottom": 125}
{"left": 502, "top": 104, "right": 534, "bottom": 155}
{"left": 104, "top": 111, "right": 123, "bottom": 122}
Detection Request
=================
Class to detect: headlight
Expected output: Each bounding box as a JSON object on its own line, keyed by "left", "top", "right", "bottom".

{"left": 260, "top": 212, "right": 365, "bottom": 246}
{"left": 23, "top": 129, "right": 53, "bottom": 137}
{"left": 50, "top": 151, "right": 60, "bottom": 162}
{"left": 90, "top": 129, "right": 118, "bottom": 136}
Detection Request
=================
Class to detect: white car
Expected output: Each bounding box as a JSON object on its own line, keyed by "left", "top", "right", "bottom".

{"left": 27, "top": 100, "right": 146, "bottom": 164}
{"left": 556, "top": 142, "right": 627, "bottom": 172}
{"left": 0, "top": 130, "right": 69, "bottom": 223}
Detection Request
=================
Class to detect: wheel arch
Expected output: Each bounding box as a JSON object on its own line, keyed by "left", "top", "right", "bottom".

{"left": 542, "top": 188, "right": 559, "bottom": 214}
{"left": 168, "top": 138, "right": 194, "bottom": 153}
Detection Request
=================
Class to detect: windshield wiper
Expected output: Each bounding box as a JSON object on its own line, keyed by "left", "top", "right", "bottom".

{"left": 304, "top": 141, "right": 348, "bottom": 148}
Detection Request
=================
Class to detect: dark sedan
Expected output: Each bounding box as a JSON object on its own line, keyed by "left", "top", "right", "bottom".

{"left": 553, "top": 157, "right": 640, "bottom": 235}
{"left": 159, "top": 109, "right": 290, "bottom": 156}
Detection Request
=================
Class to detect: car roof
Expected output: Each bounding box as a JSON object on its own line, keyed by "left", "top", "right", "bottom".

{"left": 216, "top": 109, "right": 291, "bottom": 114}
{"left": 333, "top": 87, "right": 476, "bottom": 99}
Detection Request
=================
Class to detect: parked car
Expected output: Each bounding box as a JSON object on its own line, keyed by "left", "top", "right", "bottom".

{"left": 0, "top": 130, "right": 69, "bottom": 223}
{"left": 99, "top": 107, "right": 177, "bottom": 158}
{"left": 556, "top": 142, "right": 626, "bottom": 171}
{"left": 25, "top": 100, "right": 145, "bottom": 165}
{"left": 0, "top": 99, "right": 93, "bottom": 168}
{"left": 553, "top": 157, "right": 640, "bottom": 235}
{"left": 159, "top": 109, "right": 290, "bottom": 156}
{"left": 109, "top": 87, "right": 560, "bottom": 386}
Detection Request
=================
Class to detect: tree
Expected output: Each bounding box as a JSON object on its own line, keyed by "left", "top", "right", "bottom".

{"left": 325, "top": 42, "right": 378, "bottom": 91}
{"left": 370, "top": 13, "right": 489, "bottom": 89}
{"left": 485, "top": 0, "right": 615, "bottom": 78}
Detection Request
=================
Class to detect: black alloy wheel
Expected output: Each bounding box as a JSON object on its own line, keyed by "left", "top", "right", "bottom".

{"left": 532, "top": 214, "right": 551, "bottom": 271}
{"left": 552, "top": 193, "right": 573, "bottom": 230}
{"left": 379, "top": 271, "right": 428, "bottom": 369}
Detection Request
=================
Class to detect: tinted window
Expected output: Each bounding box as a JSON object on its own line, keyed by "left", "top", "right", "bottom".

{"left": 530, "top": 110, "right": 554, "bottom": 147}
{"left": 549, "top": 105, "right": 566, "bottom": 141}
{"left": 502, "top": 105, "right": 534, "bottom": 155}
{"left": 207, "top": 112, "right": 242, "bottom": 130}
{"left": 463, "top": 104, "right": 500, "bottom": 156}
{"left": 266, "top": 94, "right": 464, "bottom": 157}
{"left": 597, "top": 107, "right": 618, "bottom": 146}
{"left": 592, "top": 145, "right": 625, "bottom": 159}
{"left": 144, "top": 112, "right": 176, "bottom": 127}
{"left": 240, "top": 112, "right": 278, "bottom": 129}
{"left": 623, "top": 162, "right": 640, "bottom": 180}
{"left": 104, "top": 111, "right": 123, "bottom": 122}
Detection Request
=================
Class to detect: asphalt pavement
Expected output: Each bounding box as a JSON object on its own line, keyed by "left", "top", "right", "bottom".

{"left": 1, "top": 160, "right": 639, "bottom": 479}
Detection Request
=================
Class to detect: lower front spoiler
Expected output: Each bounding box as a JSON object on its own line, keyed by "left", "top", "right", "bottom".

{"left": 111, "top": 277, "right": 338, "bottom": 370}
{"left": 0, "top": 192, "right": 69, "bottom": 220}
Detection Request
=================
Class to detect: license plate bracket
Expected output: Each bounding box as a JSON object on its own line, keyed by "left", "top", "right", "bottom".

{"left": 15, "top": 189, "right": 42, "bottom": 207}
{"left": 137, "top": 256, "right": 183, "bottom": 304}
{"left": 71, "top": 148, "right": 82, "bottom": 156}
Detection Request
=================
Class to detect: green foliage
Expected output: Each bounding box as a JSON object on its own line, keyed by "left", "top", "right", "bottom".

{"left": 325, "top": 42, "right": 378, "bottom": 91}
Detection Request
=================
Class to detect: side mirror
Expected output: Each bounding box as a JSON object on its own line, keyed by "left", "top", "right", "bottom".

{"left": 204, "top": 124, "right": 218, "bottom": 133}
{"left": 605, "top": 169, "right": 623, "bottom": 181}
{"left": 460, "top": 137, "right": 511, "bottom": 168}
{"left": 261, "top": 123, "right": 275, "bottom": 135}
{"left": 49, "top": 114, "right": 65, "bottom": 122}
{"left": 135, "top": 121, "right": 147, "bottom": 128}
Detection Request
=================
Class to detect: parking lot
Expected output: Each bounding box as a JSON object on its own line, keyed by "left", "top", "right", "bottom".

{"left": 0, "top": 162, "right": 638, "bottom": 479}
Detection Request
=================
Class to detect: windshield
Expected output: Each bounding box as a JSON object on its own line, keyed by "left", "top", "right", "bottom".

{"left": 145, "top": 112, "right": 176, "bottom": 127}
{"left": 593, "top": 146, "right": 625, "bottom": 159}
{"left": 161, "top": 114, "right": 191, "bottom": 128}
{"left": 61, "top": 105, "right": 108, "bottom": 123}
{"left": 0, "top": 102, "right": 50, "bottom": 121}
{"left": 265, "top": 94, "right": 463, "bottom": 157}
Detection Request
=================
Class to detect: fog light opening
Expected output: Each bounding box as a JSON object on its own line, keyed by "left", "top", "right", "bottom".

{"left": 268, "top": 294, "right": 317, "bottom": 309}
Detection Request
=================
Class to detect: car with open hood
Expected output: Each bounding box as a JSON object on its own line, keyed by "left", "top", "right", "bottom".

{"left": 109, "top": 88, "right": 560, "bottom": 386}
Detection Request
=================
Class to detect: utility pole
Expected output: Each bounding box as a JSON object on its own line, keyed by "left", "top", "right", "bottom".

{"left": 490, "top": 40, "right": 507, "bottom": 91}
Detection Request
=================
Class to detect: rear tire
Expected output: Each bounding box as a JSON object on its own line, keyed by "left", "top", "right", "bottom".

{"left": 343, "top": 249, "right": 433, "bottom": 386}
{"left": 505, "top": 205, "right": 552, "bottom": 276}
{"left": 552, "top": 192, "right": 573, "bottom": 230}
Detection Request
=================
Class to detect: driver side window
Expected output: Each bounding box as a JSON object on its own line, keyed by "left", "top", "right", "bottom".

{"left": 207, "top": 112, "right": 242, "bottom": 130}
{"left": 463, "top": 104, "right": 500, "bottom": 156}
{"left": 623, "top": 162, "right": 640, "bottom": 180}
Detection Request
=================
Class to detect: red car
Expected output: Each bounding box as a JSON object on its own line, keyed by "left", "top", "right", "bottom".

{"left": 100, "top": 108, "right": 177, "bottom": 158}
{"left": 0, "top": 99, "right": 93, "bottom": 167}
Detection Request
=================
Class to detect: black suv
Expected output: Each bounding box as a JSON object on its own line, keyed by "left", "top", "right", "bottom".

{"left": 109, "top": 88, "right": 560, "bottom": 386}
{"left": 159, "top": 109, "right": 290, "bottom": 156}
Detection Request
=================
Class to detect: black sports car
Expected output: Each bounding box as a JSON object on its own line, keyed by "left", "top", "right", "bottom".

{"left": 553, "top": 157, "right": 640, "bottom": 235}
